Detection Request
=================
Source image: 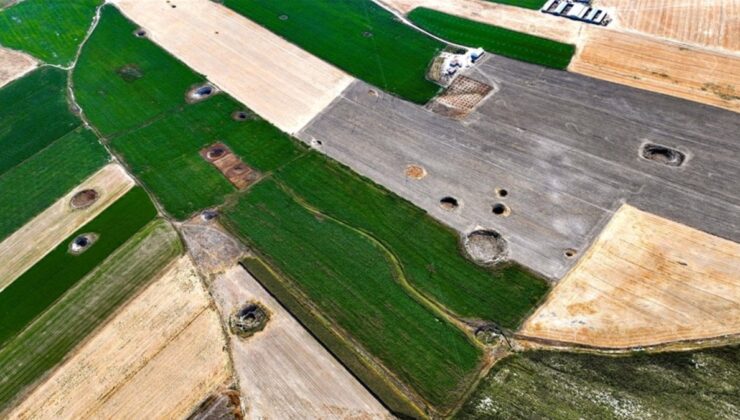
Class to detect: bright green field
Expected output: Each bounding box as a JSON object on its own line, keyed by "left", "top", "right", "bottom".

{"left": 0, "top": 219, "right": 180, "bottom": 411}
{"left": 485, "top": 0, "right": 547, "bottom": 10}
{"left": 0, "top": 127, "right": 108, "bottom": 241}
{"left": 274, "top": 153, "right": 549, "bottom": 329}
{"left": 224, "top": 0, "right": 444, "bottom": 104}
{"left": 0, "top": 67, "right": 80, "bottom": 175}
{"left": 457, "top": 347, "right": 740, "bottom": 419}
{"left": 75, "top": 6, "right": 303, "bottom": 219}
{"left": 0, "top": 0, "right": 101, "bottom": 65}
{"left": 408, "top": 8, "right": 575, "bottom": 70}
{"left": 224, "top": 178, "right": 482, "bottom": 410}
{"left": 0, "top": 187, "right": 156, "bottom": 347}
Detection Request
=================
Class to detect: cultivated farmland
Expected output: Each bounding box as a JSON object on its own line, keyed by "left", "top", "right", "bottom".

{"left": 0, "top": 219, "right": 181, "bottom": 412}
{"left": 408, "top": 7, "right": 575, "bottom": 69}
{"left": 0, "top": 0, "right": 101, "bottom": 65}
{"left": 456, "top": 347, "right": 740, "bottom": 419}
{"left": 223, "top": 0, "right": 445, "bottom": 103}
{"left": 0, "top": 187, "right": 156, "bottom": 346}
{"left": 484, "top": 0, "right": 547, "bottom": 10}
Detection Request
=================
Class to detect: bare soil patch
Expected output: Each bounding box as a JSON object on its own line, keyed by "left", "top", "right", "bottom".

{"left": 0, "top": 47, "right": 37, "bottom": 89}
{"left": 200, "top": 142, "right": 260, "bottom": 190}
{"left": 404, "top": 164, "right": 427, "bottom": 180}
{"left": 519, "top": 204, "right": 740, "bottom": 348}
{"left": 427, "top": 75, "right": 493, "bottom": 119}
{"left": 187, "top": 389, "right": 242, "bottom": 420}
{"left": 116, "top": 63, "right": 144, "bottom": 83}
{"left": 69, "top": 189, "right": 99, "bottom": 209}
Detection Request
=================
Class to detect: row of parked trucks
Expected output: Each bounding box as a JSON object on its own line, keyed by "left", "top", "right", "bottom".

{"left": 541, "top": 0, "right": 611, "bottom": 25}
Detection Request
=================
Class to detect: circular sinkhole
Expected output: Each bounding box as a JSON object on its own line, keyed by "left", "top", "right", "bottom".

{"left": 439, "top": 196, "right": 459, "bottom": 211}
{"left": 186, "top": 83, "right": 217, "bottom": 103}
{"left": 492, "top": 203, "right": 510, "bottom": 217}
{"left": 231, "top": 110, "right": 252, "bottom": 121}
{"left": 279, "top": 14, "right": 288, "bottom": 21}
{"left": 368, "top": 89, "right": 379, "bottom": 97}
{"left": 207, "top": 146, "right": 226, "bottom": 160}
{"left": 564, "top": 248, "right": 577, "bottom": 259}
{"left": 201, "top": 209, "right": 218, "bottom": 221}
{"left": 133, "top": 28, "right": 147, "bottom": 38}
{"left": 69, "top": 233, "right": 98, "bottom": 255}
{"left": 70, "top": 189, "right": 99, "bottom": 209}
{"left": 640, "top": 143, "right": 686, "bottom": 167}
{"left": 463, "top": 229, "right": 508, "bottom": 266}
{"left": 495, "top": 188, "right": 508, "bottom": 198}
{"left": 230, "top": 302, "right": 270, "bottom": 339}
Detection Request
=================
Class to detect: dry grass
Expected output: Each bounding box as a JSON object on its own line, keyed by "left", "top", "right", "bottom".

{"left": 10, "top": 256, "right": 231, "bottom": 419}
{"left": 519, "top": 204, "right": 740, "bottom": 349}
{"left": 0, "top": 163, "right": 134, "bottom": 292}
{"left": 111, "top": 0, "right": 353, "bottom": 134}
{"left": 211, "top": 266, "right": 391, "bottom": 419}
{"left": 0, "top": 47, "right": 37, "bottom": 89}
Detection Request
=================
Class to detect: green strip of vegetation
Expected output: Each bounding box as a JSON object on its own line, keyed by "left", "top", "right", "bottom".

{"left": 408, "top": 7, "right": 575, "bottom": 70}
{"left": 0, "top": 187, "right": 157, "bottom": 346}
{"left": 223, "top": 0, "right": 444, "bottom": 104}
{"left": 0, "top": 219, "right": 181, "bottom": 411}
{"left": 275, "top": 153, "right": 549, "bottom": 329}
{"left": 0, "top": 67, "right": 80, "bottom": 176}
{"left": 0, "top": 127, "right": 108, "bottom": 241}
{"left": 224, "top": 178, "right": 482, "bottom": 411}
{"left": 0, "top": 0, "right": 101, "bottom": 65}
{"left": 242, "top": 257, "right": 424, "bottom": 419}
{"left": 457, "top": 347, "right": 740, "bottom": 419}
{"left": 75, "top": 6, "right": 304, "bottom": 219}
{"left": 484, "top": 0, "right": 547, "bottom": 10}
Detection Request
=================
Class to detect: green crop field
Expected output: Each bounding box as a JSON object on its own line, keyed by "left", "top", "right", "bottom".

{"left": 0, "top": 187, "right": 156, "bottom": 346}
{"left": 0, "top": 219, "right": 180, "bottom": 411}
{"left": 485, "top": 0, "right": 547, "bottom": 10}
{"left": 223, "top": 0, "right": 444, "bottom": 104}
{"left": 0, "top": 67, "right": 80, "bottom": 175}
{"left": 274, "top": 153, "right": 549, "bottom": 328}
{"left": 0, "top": 127, "right": 108, "bottom": 241}
{"left": 0, "top": 0, "right": 101, "bottom": 65}
{"left": 457, "top": 347, "right": 740, "bottom": 419}
{"left": 224, "top": 178, "right": 482, "bottom": 411}
{"left": 408, "top": 8, "right": 575, "bottom": 70}
{"left": 75, "top": 6, "right": 303, "bottom": 219}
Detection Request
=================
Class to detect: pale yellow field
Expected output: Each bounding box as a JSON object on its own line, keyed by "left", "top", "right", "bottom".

{"left": 10, "top": 256, "right": 231, "bottom": 419}
{"left": 212, "top": 266, "right": 391, "bottom": 420}
{"left": 595, "top": 0, "right": 740, "bottom": 52}
{"left": 519, "top": 205, "right": 740, "bottom": 349}
{"left": 0, "top": 163, "right": 134, "bottom": 292}
{"left": 111, "top": 0, "right": 354, "bottom": 134}
{"left": 0, "top": 46, "right": 36, "bottom": 88}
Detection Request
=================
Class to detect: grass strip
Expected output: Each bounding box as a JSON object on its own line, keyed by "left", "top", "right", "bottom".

{"left": 456, "top": 347, "right": 740, "bottom": 419}
{"left": 0, "top": 0, "right": 101, "bottom": 65}
{"left": 224, "top": 0, "right": 444, "bottom": 104}
{"left": 0, "top": 127, "right": 108, "bottom": 241}
{"left": 242, "top": 257, "right": 424, "bottom": 419}
{"left": 484, "top": 0, "right": 547, "bottom": 10}
{"left": 0, "top": 67, "right": 80, "bottom": 176}
{"left": 408, "top": 7, "right": 574, "bottom": 70}
{"left": 0, "top": 187, "right": 157, "bottom": 346}
{"left": 0, "top": 219, "right": 181, "bottom": 412}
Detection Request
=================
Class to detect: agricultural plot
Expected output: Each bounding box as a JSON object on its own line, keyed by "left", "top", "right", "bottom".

{"left": 0, "top": 0, "right": 101, "bottom": 65}
{"left": 408, "top": 7, "right": 575, "bottom": 69}
{"left": 456, "top": 347, "right": 740, "bottom": 419}
{"left": 0, "top": 67, "right": 80, "bottom": 176}
{"left": 485, "top": 0, "right": 547, "bottom": 9}
{"left": 224, "top": 178, "right": 483, "bottom": 413}
{"left": 0, "top": 219, "right": 181, "bottom": 412}
{"left": 223, "top": 0, "right": 445, "bottom": 104}
{"left": 75, "top": 6, "right": 303, "bottom": 219}
{"left": 0, "top": 187, "right": 156, "bottom": 347}
{"left": 0, "top": 46, "right": 36, "bottom": 88}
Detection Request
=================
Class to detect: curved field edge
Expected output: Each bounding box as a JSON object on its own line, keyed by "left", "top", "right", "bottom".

{"left": 0, "top": 219, "right": 182, "bottom": 413}
{"left": 407, "top": 7, "right": 575, "bottom": 70}
{"left": 456, "top": 346, "right": 740, "bottom": 419}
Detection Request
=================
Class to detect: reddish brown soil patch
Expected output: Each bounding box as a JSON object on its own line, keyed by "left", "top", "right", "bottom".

{"left": 404, "top": 164, "right": 427, "bottom": 180}
{"left": 200, "top": 142, "right": 260, "bottom": 189}
{"left": 70, "top": 189, "right": 100, "bottom": 209}
{"left": 427, "top": 76, "right": 493, "bottom": 119}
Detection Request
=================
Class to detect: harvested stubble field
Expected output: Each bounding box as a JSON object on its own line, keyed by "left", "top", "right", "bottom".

{"left": 0, "top": 163, "right": 134, "bottom": 291}
{"left": 0, "top": 46, "right": 35, "bottom": 88}
{"left": 75, "top": 6, "right": 304, "bottom": 219}
{"left": 223, "top": 0, "right": 445, "bottom": 104}
{"left": 223, "top": 153, "right": 549, "bottom": 414}
{"left": 0, "top": 67, "right": 80, "bottom": 176}
{"left": 112, "top": 0, "right": 353, "bottom": 134}
{"left": 0, "top": 187, "right": 156, "bottom": 347}
{"left": 0, "top": 0, "right": 101, "bottom": 65}
{"left": 408, "top": 7, "right": 575, "bottom": 69}
{"left": 0, "top": 219, "right": 181, "bottom": 412}
{"left": 457, "top": 346, "right": 740, "bottom": 419}
{"left": 520, "top": 205, "right": 740, "bottom": 349}
{"left": 212, "top": 265, "right": 391, "bottom": 419}
{"left": 8, "top": 255, "right": 229, "bottom": 419}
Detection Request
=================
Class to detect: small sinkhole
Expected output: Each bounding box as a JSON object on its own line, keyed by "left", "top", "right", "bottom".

{"left": 440, "top": 196, "right": 459, "bottom": 211}
{"left": 640, "top": 143, "right": 686, "bottom": 167}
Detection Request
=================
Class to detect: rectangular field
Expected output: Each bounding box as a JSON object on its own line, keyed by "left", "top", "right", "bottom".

{"left": 0, "top": 219, "right": 181, "bottom": 412}
{"left": 408, "top": 7, "right": 575, "bottom": 69}
{"left": 0, "top": 187, "right": 156, "bottom": 346}
{"left": 223, "top": 0, "right": 445, "bottom": 103}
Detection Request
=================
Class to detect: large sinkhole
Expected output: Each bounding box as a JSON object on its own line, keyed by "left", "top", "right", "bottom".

{"left": 640, "top": 143, "right": 686, "bottom": 167}
{"left": 463, "top": 230, "right": 508, "bottom": 266}
{"left": 230, "top": 302, "right": 269, "bottom": 339}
